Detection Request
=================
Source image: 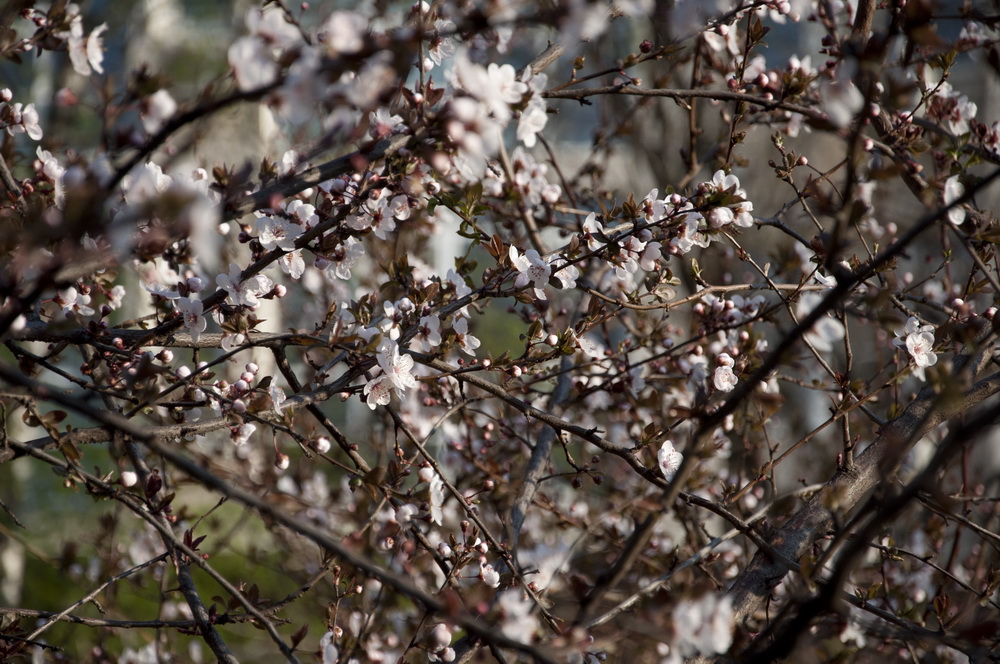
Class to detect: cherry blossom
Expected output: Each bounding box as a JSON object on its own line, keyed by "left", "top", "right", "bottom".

{"left": 56, "top": 286, "right": 95, "bottom": 318}
{"left": 232, "top": 423, "right": 256, "bottom": 446}
{"left": 452, "top": 317, "right": 481, "bottom": 356}
{"left": 8, "top": 102, "right": 43, "bottom": 140}
{"left": 376, "top": 340, "right": 418, "bottom": 392}
{"left": 428, "top": 473, "right": 445, "bottom": 525}
{"left": 6, "top": 5, "right": 996, "bottom": 662}
{"left": 551, "top": 259, "right": 580, "bottom": 290}
{"left": 413, "top": 315, "right": 442, "bottom": 353}
{"left": 256, "top": 214, "right": 303, "bottom": 252}
{"left": 319, "top": 630, "right": 339, "bottom": 664}
{"left": 927, "top": 81, "right": 978, "bottom": 136}
{"left": 176, "top": 298, "right": 207, "bottom": 342}
{"left": 268, "top": 385, "right": 287, "bottom": 414}
{"left": 509, "top": 245, "right": 551, "bottom": 299}
{"left": 216, "top": 263, "right": 274, "bottom": 309}
{"left": 325, "top": 237, "right": 365, "bottom": 280}
{"left": 894, "top": 317, "right": 938, "bottom": 380}
{"left": 944, "top": 175, "right": 965, "bottom": 225}
{"left": 61, "top": 5, "right": 107, "bottom": 77}
{"left": 140, "top": 90, "right": 177, "bottom": 134}
{"left": 363, "top": 376, "right": 393, "bottom": 410}
{"left": 713, "top": 354, "right": 738, "bottom": 392}
{"left": 658, "top": 440, "right": 684, "bottom": 482}
{"left": 671, "top": 592, "right": 735, "bottom": 657}
{"left": 573, "top": 331, "right": 605, "bottom": 360}
{"left": 480, "top": 561, "right": 501, "bottom": 588}
{"left": 278, "top": 250, "right": 305, "bottom": 280}
{"left": 497, "top": 591, "right": 539, "bottom": 643}
{"left": 228, "top": 36, "right": 278, "bottom": 91}
{"left": 323, "top": 11, "right": 368, "bottom": 55}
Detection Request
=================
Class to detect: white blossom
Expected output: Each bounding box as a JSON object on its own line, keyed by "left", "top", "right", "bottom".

{"left": 509, "top": 245, "right": 551, "bottom": 300}
{"left": 480, "top": 562, "right": 501, "bottom": 588}
{"left": 141, "top": 90, "right": 177, "bottom": 134}
{"left": 452, "top": 317, "right": 480, "bottom": 356}
{"left": 713, "top": 365, "right": 738, "bottom": 392}
{"left": 414, "top": 315, "right": 442, "bottom": 353}
{"left": 497, "top": 591, "right": 538, "bottom": 642}
{"left": 268, "top": 385, "right": 287, "bottom": 414}
{"left": 56, "top": 286, "right": 95, "bottom": 318}
{"left": 363, "top": 375, "right": 393, "bottom": 410}
{"left": 279, "top": 249, "right": 306, "bottom": 280}
{"left": 176, "top": 297, "right": 207, "bottom": 342}
{"left": 429, "top": 473, "right": 445, "bottom": 525}
{"left": 658, "top": 440, "right": 683, "bottom": 482}
{"left": 894, "top": 317, "right": 937, "bottom": 380}
{"left": 228, "top": 37, "right": 278, "bottom": 91}
{"left": 319, "top": 630, "right": 339, "bottom": 664}
{"left": 62, "top": 6, "right": 107, "bottom": 77}
{"left": 216, "top": 263, "right": 274, "bottom": 309}
{"left": 256, "top": 214, "right": 303, "bottom": 252}
{"left": 672, "top": 592, "right": 735, "bottom": 656}
{"left": 10, "top": 103, "right": 43, "bottom": 140}
{"left": 232, "top": 423, "right": 256, "bottom": 445}
{"left": 376, "top": 340, "right": 418, "bottom": 392}
{"left": 944, "top": 175, "right": 965, "bottom": 225}
{"left": 323, "top": 11, "right": 367, "bottom": 55}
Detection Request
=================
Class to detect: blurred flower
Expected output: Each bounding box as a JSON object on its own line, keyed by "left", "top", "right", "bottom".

{"left": 672, "top": 592, "right": 735, "bottom": 656}
{"left": 944, "top": 175, "right": 965, "bottom": 225}
{"left": 141, "top": 90, "right": 177, "bottom": 134}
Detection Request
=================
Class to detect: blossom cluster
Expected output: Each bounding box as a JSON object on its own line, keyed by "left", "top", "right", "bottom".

{"left": 1, "top": 2, "right": 998, "bottom": 664}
